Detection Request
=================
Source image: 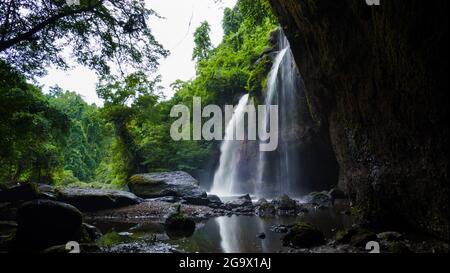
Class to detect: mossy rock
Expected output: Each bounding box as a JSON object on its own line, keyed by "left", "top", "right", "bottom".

{"left": 257, "top": 202, "right": 276, "bottom": 216}
{"left": 384, "top": 241, "right": 412, "bottom": 254}
{"left": 164, "top": 212, "right": 196, "bottom": 239}
{"left": 128, "top": 172, "right": 205, "bottom": 200}
{"left": 272, "top": 194, "right": 297, "bottom": 210}
{"left": 335, "top": 228, "right": 358, "bottom": 244}
{"left": 282, "top": 221, "right": 325, "bottom": 248}
{"left": 129, "top": 175, "right": 166, "bottom": 186}
{"left": 350, "top": 230, "right": 377, "bottom": 247}
{"left": 55, "top": 188, "right": 142, "bottom": 212}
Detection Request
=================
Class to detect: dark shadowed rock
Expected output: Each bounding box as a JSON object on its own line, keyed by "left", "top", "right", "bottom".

{"left": 82, "top": 223, "right": 102, "bottom": 241}
{"left": 13, "top": 199, "right": 89, "bottom": 251}
{"left": 383, "top": 241, "right": 412, "bottom": 254}
{"left": 272, "top": 195, "right": 297, "bottom": 213}
{"left": 164, "top": 212, "right": 195, "bottom": 239}
{"left": 256, "top": 201, "right": 276, "bottom": 216}
{"left": 0, "top": 183, "right": 40, "bottom": 203}
{"left": 206, "top": 194, "right": 223, "bottom": 208}
{"left": 257, "top": 232, "right": 266, "bottom": 239}
{"left": 270, "top": 224, "right": 289, "bottom": 234}
{"left": 350, "top": 230, "right": 377, "bottom": 247}
{"left": 328, "top": 188, "right": 347, "bottom": 200}
{"left": 129, "top": 171, "right": 207, "bottom": 201}
{"left": 305, "top": 191, "right": 331, "bottom": 207}
{"left": 335, "top": 228, "right": 358, "bottom": 244}
{"left": 181, "top": 194, "right": 223, "bottom": 207}
{"left": 377, "top": 231, "right": 403, "bottom": 242}
{"left": 283, "top": 222, "right": 325, "bottom": 248}
{"left": 225, "top": 194, "right": 253, "bottom": 210}
{"left": 255, "top": 198, "right": 268, "bottom": 206}
{"left": 55, "top": 188, "right": 143, "bottom": 212}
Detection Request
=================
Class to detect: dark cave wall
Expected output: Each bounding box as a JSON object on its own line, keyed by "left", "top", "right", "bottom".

{"left": 269, "top": 0, "right": 449, "bottom": 239}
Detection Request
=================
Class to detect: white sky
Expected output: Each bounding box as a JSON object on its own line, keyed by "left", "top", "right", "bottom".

{"left": 37, "top": 0, "right": 237, "bottom": 105}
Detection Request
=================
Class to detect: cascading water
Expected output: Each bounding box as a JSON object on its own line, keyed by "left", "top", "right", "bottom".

{"left": 257, "top": 31, "right": 302, "bottom": 197}
{"left": 211, "top": 30, "right": 303, "bottom": 198}
{"left": 210, "top": 94, "right": 251, "bottom": 196}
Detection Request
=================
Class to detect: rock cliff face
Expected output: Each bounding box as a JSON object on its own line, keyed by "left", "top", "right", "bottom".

{"left": 269, "top": 0, "right": 448, "bottom": 239}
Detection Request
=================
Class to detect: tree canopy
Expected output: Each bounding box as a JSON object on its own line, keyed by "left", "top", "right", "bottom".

{"left": 192, "top": 21, "right": 213, "bottom": 63}
{"left": 0, "top": 0, "right": 169, "bottom": 77}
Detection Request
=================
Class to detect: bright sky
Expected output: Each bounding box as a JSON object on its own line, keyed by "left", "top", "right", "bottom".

{"left": 37, "top": 0, "right": 238, "bottom": 105}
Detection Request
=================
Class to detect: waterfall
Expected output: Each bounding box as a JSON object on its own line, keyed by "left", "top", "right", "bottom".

{"left": 257, "top": 31, "right": 302, "bottom": 197}
{"left": 210, "top": 30, "right": 302, "bottom": 198}
{"left": 210, "top": 94, "right": 251, "bottom": 196}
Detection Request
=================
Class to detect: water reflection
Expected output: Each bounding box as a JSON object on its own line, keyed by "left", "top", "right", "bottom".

{"left": 91, "top": 202, "right": 354, "bottom": 253}
{"left": 216, "top": 216, "right": 278, "bottom": 253}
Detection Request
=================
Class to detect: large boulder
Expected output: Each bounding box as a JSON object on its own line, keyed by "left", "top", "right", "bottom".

{"left": 224, "top": 194, "right": 253, "bottom": 210}
{"left": 304, "top": 191, "right": 332, "bottom": 207}
{"left": 0, "top": 183, "right": 40, "bottom": 203}
{"left": 13, "top": 199, "right": 90, "bottom": 251}
{"left": 350, "top": 230, "right": 378, "bottom": 247}
{"left": 128, "top": 171, "right": 207, "bottom": 200}
{"left": 271, "top": 195, "right": 298, "bottom": 215}
{"left": 282, "top": 222, "right": 325, "bottom": 248}
{"left": 55, "top": 188, "right": 143, "bottom": 212}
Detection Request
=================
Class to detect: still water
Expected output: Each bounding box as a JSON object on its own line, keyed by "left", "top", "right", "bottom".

{"left": 91, "top": 203, "right": 354, "bottom": 253}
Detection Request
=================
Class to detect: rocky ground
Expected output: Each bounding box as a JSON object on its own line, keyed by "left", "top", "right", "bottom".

{"left": 0, "top": 172, "right": 448, "bottom": 253}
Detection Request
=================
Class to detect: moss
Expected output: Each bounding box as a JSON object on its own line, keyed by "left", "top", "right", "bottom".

{"left": 283, "top": 220, "right": 325, "bottom": 248}
{"left": 335, "top": 228, "right": 357, "bottom": 244}
{"left": 247, "top": 54, "right": 272, "bottom": 100}
{"left": 128, "top": 175, "right": 165, "bottom": 186}
{"left": 78, "top": 225, "right": 93, "bottom": 244}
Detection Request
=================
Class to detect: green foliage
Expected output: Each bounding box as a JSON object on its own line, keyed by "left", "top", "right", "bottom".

{"left": 48, "top": 88, "right": 112, "bottom": 182}
{"left": 95, "top": 72, "right": 161, "bottom": 185}
{"left": 0, "top": 0, "right": 168, "bottom": 77}
{"left": 223, "top": 6, "right": 243, "bottom": 36}
{"left": 0, "top": 61, "right": 70, "bottom": 184}
{"left": 192, "top": 21, "right": 213, "bottom": 63}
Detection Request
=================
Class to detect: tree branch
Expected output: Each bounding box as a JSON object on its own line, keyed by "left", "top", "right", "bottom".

{"left": 0, "top": 1, "right": 104, "bottom": 52}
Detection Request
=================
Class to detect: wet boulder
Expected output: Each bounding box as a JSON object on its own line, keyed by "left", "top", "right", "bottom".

{"left": 272, "top": 195, "right": 298, "bottom": 214}
{"left": 328, "top": 187, "right": 347, "bottom": 200}
{"left": 377, "top": 231, "right": 404, "bottom": 242}
{"left": 164, "top": 212, "right": 196, "bottom": 239}
{"left": 206, "top": 194, "right": 223, "bottom": 208}
{"left": 0, "top": 183, "right": 40, "bottom": 203}
{"left": 257, "top": 232, "right": 266, "bottom": 239}
{"left": 224, "top": 194, "right": 253, "bottom": 210}
{"left": 55, "top": 188, "right": 143, "bottom": 212}
{"left": 255, "top": 198, "right": 268, "bottom": 206}
{"left": 270, "top": 224, "right": 289, "bottom": 234}
{"left": 129, "top": 171, "right": 207, "bottom": 200}
{"left": 13, "top": 199, "right": 90, "bottom": 251}
{"left": 82, "top": 223, "right": 102, "bottom": 241}
{"left": 283, "top": 222, "right": 325, "bottom": 248}
{"left": 335, "top": 228, "right": 358, "bottom": 244}
{"left": 305, "top": 191, "right": 332, "bottom": 207}
{"left": 256, "top": 201, "right": 276, "bottom": 216}
{"left": 350, "top": 230, "right": 378, "bottom": 247}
